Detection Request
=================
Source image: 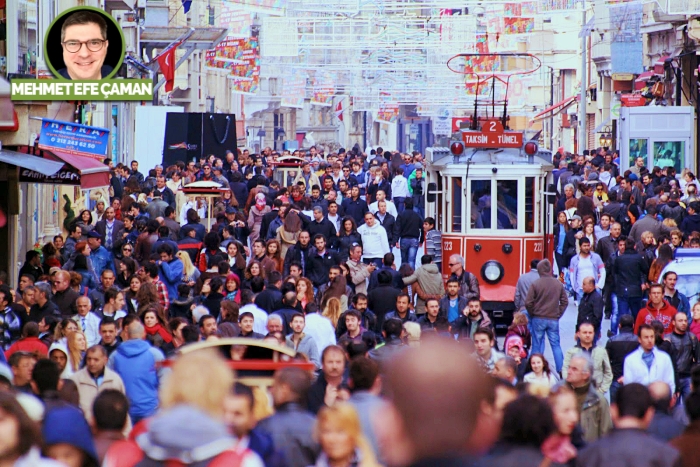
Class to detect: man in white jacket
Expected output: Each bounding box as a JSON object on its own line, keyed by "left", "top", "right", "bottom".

{"left": 357, "top": 211, "right": 390, "bottom": 268}
{"left": 623, "top": 323, "right": 675, "bottom": 393}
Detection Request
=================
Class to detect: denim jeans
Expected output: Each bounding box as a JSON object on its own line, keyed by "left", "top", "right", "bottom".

{"left": 530, "top": 317, "right": 564, "bottom": 373}
{"left": 413, "top": 205, "right": 425, "bottom": 219}
{"left": 610, "top": 293, "right": 621, "bottom": 336}
{"left": 610, "top": 380, "right": 622, "bottom": 403}
{"left": 394, "top": 197, "right": 406, "bottom": 214}
{"left": 679, "top": 377, "right": 692, "bottom": 403}
{"left": 400, "top": 237, "right": 419, "bottom": 267}
{"left": 617, "top": 293, "right": 643, "bottom": 321}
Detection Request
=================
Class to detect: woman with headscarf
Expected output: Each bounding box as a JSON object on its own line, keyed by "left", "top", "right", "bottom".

{"left": 247, "top": 192, "right": 271, "bottom": 245}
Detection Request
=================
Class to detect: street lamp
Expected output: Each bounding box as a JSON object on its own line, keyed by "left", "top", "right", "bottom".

{"left": 598, "top": 125, "right": 612, "bottom": 149}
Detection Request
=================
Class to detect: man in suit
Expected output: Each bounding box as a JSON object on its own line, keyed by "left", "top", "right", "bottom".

{"left": 73, "top": 296, "right": 102, "bottom": 347}
{"left": 92, "top": 206, "right": 124, "bottom": 255}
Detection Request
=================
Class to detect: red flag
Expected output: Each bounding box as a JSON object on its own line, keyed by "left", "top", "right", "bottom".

{"left": 335, "top": 100, "right": 344, "bottom": 122}
{"left": 157, "top": 43, "right": 179, "bottom": 93}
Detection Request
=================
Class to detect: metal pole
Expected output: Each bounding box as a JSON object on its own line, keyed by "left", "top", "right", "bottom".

{"left": 578, "top": 0, "right": 587, "bottom": 155}
{"left": 549, "top": 67, "right": 554, "bottom": 151}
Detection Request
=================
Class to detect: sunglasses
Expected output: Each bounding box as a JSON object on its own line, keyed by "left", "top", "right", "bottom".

{"left": 123, "top": 248, "right": 132, "bottom": 252}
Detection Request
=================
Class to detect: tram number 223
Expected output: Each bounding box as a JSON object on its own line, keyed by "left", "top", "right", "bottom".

{"left": 444, "top": 241, "right": 454, "bottom": 252}
{"left": 533, "top": 242, "right": 543, "bottom": 252}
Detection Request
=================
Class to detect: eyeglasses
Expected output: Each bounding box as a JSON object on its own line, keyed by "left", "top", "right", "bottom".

{"left": 123, "top": 248, "right": 132, "bottom": 252}
{"left": 62, "top": 39, "right": 107, "bottom": 53}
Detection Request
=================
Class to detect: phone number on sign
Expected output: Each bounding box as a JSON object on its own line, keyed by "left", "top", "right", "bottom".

{"left": 49, "top": 137, "right": 97, "bottom": 149}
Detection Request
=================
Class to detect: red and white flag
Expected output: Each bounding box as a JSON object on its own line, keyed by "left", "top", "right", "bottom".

{"left": 157, "top": 42, "right": 181, "bottom": 93}
{"left": 335, "top": 100, "right": 344, "bottom": 122}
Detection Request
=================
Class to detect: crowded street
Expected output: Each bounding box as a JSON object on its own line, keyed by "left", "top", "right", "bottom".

{"left": 2, "top": 1, "right": 700, "bottom": 467}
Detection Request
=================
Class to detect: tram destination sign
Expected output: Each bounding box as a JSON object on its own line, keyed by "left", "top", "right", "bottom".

{"left": 461, "top": 120, "right": 523, "bottom": 149}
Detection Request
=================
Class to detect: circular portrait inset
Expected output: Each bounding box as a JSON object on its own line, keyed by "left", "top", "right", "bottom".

{"left": 44, "top": 6, "right": 125, "bottom": 80}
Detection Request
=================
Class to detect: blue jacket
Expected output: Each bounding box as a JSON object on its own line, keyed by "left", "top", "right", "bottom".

{"left": 159, "top": 258, "right": 184, "bottom": 300}
{"left": 108, "top": 339, "right": 164, "bottom": 420}
{"left": 90, "top": 246, "right": 115, "bottom": 277}
{"left": 248, "top": 428, "right": 286, "bottom": 467}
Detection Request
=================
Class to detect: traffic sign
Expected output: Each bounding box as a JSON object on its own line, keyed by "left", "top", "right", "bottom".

{"left": 462, "top": 120, "right": 523, "bottom": 148}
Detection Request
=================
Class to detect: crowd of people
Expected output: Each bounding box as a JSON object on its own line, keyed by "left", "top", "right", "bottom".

{"left": 0, "top": 144, "right": 699, "bottom": 466}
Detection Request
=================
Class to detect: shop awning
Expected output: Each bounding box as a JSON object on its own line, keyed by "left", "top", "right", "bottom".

{"left": 44, "top": 150, "right": 110, "bottom": 189}
{"left": 530, "top": 96, "right": 578, "bottom": 123}
{"left": 0, "top": 149, "right": 65, "bottom": 175}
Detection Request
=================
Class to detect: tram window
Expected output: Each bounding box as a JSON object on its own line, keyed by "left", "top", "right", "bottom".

{"left": 451, "top": 178, "right": 463, "bottom": 233}
{"left": 495, "top": 180, "right": 518, "bottom": 230}
{"left": 525, "top": 177, "right": 535, "bottom": 233}
{"left": 470, "top": 180, "right": 491, "bottom": 229}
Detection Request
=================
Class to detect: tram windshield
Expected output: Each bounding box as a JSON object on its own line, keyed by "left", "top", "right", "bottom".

{"left": 470, "top": 179, "right": 518, "bottom": 230}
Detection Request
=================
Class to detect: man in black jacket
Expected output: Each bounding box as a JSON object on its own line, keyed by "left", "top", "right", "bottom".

{"left": 374, "top": 201, "right": 396, "bottom": 246}
{"left": 306, "top": 235, "right": 340, "bottom": 289}
{"left": 667, "top": 312, "right": 700, "bottom": 403}
{"left": 577, "top": 277, "right": 604, "bottom": 344}
{"left": 306, "top": 207, "right": 337, "bottom": 242}
{"left": 612, "top": 237, "right": 649, "bottom": 321}
{"left": 605, "top": 314, "right": 639, "bottom": 401}
{"left": 393, "top": 198, "right": 423, "bottom": 267}
{"left": 254, "top": 271, "right": 283, "bottom": 313}
{"left": 368, "top": 271, "right": 401, "bottom": 333}
{"left": 283, "top": 230, "right": 314, "bottom": 277}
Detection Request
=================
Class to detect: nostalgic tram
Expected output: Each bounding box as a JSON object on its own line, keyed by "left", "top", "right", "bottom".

{"left": 425, "top": 53, "right": 554, "bottom": 329}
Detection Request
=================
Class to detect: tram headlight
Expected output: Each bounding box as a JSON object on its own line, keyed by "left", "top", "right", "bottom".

{"left": 481, "top": 260, "right": 505, "bottom": 284}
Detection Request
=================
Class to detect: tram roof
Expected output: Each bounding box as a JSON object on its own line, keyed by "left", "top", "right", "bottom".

{"left": 429, "top": 149, "right": 554, "bottom": 171}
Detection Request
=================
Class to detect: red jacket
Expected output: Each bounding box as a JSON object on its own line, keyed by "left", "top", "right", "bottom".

{"left": 634, "top": 300, "right": 678, "bottom": 336}
{"left": 5, "top": 337, "right": 49, "bottom": 359}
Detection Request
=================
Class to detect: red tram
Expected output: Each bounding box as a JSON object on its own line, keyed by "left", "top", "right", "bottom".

{"left": 425, "top": 53, "right": 555, "bottom": 329}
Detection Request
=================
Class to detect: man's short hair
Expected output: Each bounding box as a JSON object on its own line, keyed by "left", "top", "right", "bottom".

{"left": 350, "top": 357, "right": 379, "bottom": 391}
{"left": 93, "top": 389, "right": 129, "bottom": 431}
{"left": 383, "top": 318, "right": 403, "bottom": 339}
{"left": 231, "top": 382, "right": 255, "bottom": 410}
{"left": 614, "top": 383, "right": 652, "bottom": 419}
{"left": 637, "top": 323, "right": 654, "bottom": 337}
{"left": 61, "top": 10, "right": 108, "bottom": 42}
{"left": 274, "top": 367, "right": 312, "bottom": 403}
{"left": 32, "top": 359, "right": 60, "bottom": 394}
{"left": 473, "top": 327, "right": 494, "bottom": 342}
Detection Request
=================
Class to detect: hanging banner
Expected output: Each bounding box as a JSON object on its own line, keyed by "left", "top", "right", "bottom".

{"left": 377, "top": 103, "right": 399, "bottom": 123}
{"left": 38, "top": 118, "right": 110, "bottom": 160}
{"left": 205, "top": 37, "right": 260, "bottom": 95}
{"left": 311, "top": 72, "right": 335, "bottom": 106}
{"left": 281, "top": 72, "right": 306, "bottom": 108}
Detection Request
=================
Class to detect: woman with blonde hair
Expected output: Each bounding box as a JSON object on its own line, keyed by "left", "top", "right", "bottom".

{"left": 403, "top": 322, "right": 421, "bottom": 347}
{"left": 176, "top": 250, "right": 200, "bottom": 286}
{"left": 64, "top": 330, "right": 87, "bottom": 377}
{"left": 54, "top": 318, "right": 79, "bottom": 345}
{"left": 323, "top": 297, "right": 343, "bottom": 328}
{"left": 321, "top": 274, "right": 349, "bottom": 313}
{"left": 297, "top": 277, "right": 315, "bottom": 310}
{"left": 103, "top": 349, "right": 263, "bottom": 467}
{"left": 313, "top": 403, "right": 381, "bottom": 467}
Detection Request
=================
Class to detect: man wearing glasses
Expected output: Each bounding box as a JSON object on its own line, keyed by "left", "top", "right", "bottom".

{"left": 58, "top": 10, "right": 111, "bottom": 80}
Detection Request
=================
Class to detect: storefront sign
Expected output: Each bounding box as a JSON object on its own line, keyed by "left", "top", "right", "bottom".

{"left": 38, "top": 118, "right": 110, "bottom": 160}
{"left": 621, "top": 94, "right": 646, "bottom": 107}
{"left": 18, "top": 165, "right": 81, "bottom": 185}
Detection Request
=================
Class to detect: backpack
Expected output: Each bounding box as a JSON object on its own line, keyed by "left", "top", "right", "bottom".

{"left": 617, "top": 207, "right": 633, "bottom": 236}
